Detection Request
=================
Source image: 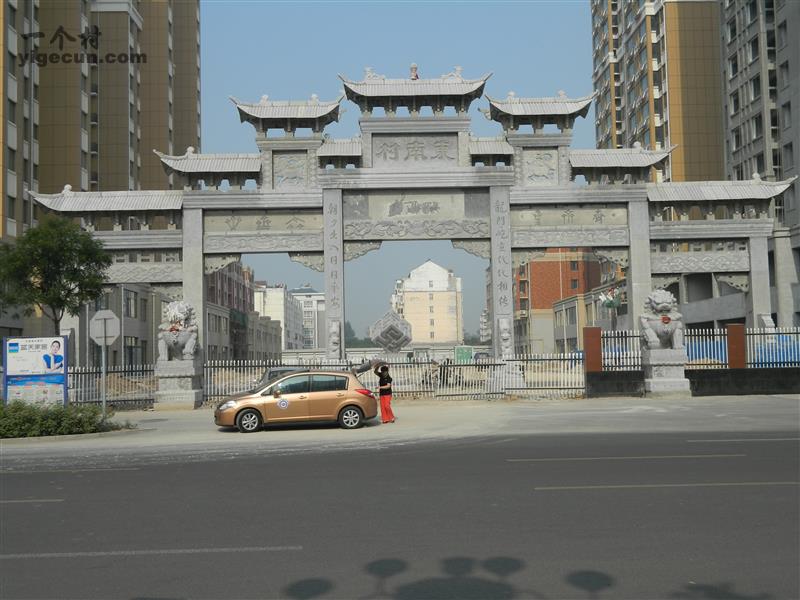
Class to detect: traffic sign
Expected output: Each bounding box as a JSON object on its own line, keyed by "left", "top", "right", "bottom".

{"left": 89, "top": 310, "right": 120, "bottom": 347}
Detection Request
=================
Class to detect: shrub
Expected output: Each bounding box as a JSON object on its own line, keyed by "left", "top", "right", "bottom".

{"left": 0, "top": 402, "right": 124, "bottom": 438}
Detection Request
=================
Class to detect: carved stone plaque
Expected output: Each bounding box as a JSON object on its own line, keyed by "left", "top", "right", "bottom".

{"left": 372, "top": 134, "right": 458, "bottom": 169}
{"left": 344, "top": 189, "right": 487, "bottom": 221}
{"left": 204, "top": 210, "right": 323, "bottom": 233}
{"left": 522, "top": 149, "right": 558, "bottom": 186}
{"left": 512, "top": 206, "right": 628, "bottom": 227}
{"left": 273, "top": 151, "right": 307, "bottom": 189}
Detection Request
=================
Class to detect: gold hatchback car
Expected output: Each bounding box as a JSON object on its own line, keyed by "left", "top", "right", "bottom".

{"left": 214, "top": 369, "right": 378, "bottom": 433}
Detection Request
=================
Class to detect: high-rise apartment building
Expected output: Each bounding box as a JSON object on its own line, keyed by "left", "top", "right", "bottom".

{"left": 721, "top": 0, "right": 781, "bottom": 184}
{"left": 391, "top": 260, "right": 464, "bottom": 346}
{"left": 1, "top": 1, "right": 40, "bottom": 342}
{"left": 32, "top": 0, "right": 200, "bottom": 194}
{"left": 591, "top": 0, "right": 725, "bottom": 181}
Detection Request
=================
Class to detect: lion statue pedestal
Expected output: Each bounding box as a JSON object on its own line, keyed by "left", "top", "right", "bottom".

{"left": 154, "top": 300, "right": 203, "bottom": 408}
{"left": 639, "top": 290, "right": 691, "bottom": 398}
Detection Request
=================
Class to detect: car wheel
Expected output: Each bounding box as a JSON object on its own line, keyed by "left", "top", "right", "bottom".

{"left": 338, "top": 406, "right": 363, "bottom": 430}
{"left": 236, "top": 409, "right": 263, "bottom": 433}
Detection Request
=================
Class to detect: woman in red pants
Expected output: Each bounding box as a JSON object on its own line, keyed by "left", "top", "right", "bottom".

{"left": 374, "top": 363, "right": 395, "bottom": 424}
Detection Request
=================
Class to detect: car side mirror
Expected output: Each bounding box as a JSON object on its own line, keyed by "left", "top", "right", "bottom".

{"left": 272, "top": 388, "right": 281, "bottom": 398}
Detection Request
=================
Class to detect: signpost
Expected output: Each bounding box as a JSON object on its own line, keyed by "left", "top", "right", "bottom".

{"left": 454, "top": 345, "right": 474, "bottom": 363}
{"left": 89, "top": 310, "right": 120, "bottom": 420}
{"left": 2, "top": 336, "right": 69, "bottom": 406}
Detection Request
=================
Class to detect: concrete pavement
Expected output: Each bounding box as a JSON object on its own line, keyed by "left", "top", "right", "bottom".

{"left": 2, "top": 394, "right": 798, "bottom": 471}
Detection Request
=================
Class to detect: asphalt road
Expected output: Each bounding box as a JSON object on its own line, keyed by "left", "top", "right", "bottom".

{"left": 1, "top": 397, "right": 799, "bottom": 599}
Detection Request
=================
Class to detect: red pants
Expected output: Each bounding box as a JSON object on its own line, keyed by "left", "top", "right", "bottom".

{"left": 380, "top": 394, "right": 395, "bottom": 423}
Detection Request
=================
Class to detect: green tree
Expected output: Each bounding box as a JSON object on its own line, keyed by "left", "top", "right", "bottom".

{"left": 0, "top": 215, "right": 111, "bottom": 335}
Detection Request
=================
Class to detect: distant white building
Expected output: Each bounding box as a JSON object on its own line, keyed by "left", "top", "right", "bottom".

{"left": 392, "top": 260, "right": 463, "bottom": 346}
{"left": 253, "top": 283, "right": 304, "bottom": 350}
{"left": 289, "top": 285, "right": 326, "bottom": 349}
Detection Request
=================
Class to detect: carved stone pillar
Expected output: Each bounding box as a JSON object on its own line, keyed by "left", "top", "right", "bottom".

{"left": 627, "top": 199, "right": 652, "bottom": 329}
{"left": 324, "top": 189, "right": 345, "bottom": 359}
{"left": 773, "top": 227, "right": 799, "bottom": 326}
{"left": 182, "top": 208, "right": 205, "bottom": 355}
{"left": 490, "top": 186, "right": 514, "bottom": 357}
{"left": 747, "top": 235, "right": 773, "bottom": 327}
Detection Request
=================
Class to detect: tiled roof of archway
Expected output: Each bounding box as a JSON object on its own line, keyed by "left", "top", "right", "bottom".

{"left": 154, "top": 149, "right": 261, "bottom": 173}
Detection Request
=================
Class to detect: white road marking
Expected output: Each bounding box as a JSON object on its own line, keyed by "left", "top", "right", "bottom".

{"left": 0, "top": 546, "right": 303, "bottom": 560}
{"left": 1, "top": 468, "right": 141, "bottom": 474}
{"left": 508, "top": 454, "right": 745, "bottom": 462}
{"left": 535, "top": 481, "right": 800, "bottom": 491}
{"left": 0, "top": 499, "right": 64, "bottom": 504}
{"left": 687, "top": 438, "right": 800, "bottom": 443}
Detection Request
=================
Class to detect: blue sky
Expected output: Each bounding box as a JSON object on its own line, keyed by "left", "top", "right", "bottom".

{"left": 200, "top": 0, "right": 594, "bottom": 336}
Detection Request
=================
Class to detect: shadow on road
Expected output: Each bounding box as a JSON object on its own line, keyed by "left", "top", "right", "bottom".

{"left": 278, "top": 556, "right": 776, "bottom": 600}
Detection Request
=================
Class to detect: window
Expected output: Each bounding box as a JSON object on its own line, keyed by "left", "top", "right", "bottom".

{"left": 429, "top": 319, "right": 435, "bottom": 326}
{"left": 733, "top": 127, "right": 742, "bottom": 150}
{"left": 6, "top": 98, "right": 16, "bottom": 121}
{"left": 777, "top": 21, "right": 787, "bottom": 48}
{"left": 124, "top": 290, "right": 138, "bottom": 318}
{"left": 276, "top": 375, "right": 310, "bottom": 395}
{"left": 750, "top": 75, "right": 761, "bottom": 101}
{"left": 752, "top": 114, "right": 763, "bottom": 139}
{"left": 428, "top": 293, "right": 433, "bottom": 300}
{"left": 730, "top": 91, "right": 740, "bottom": 115}
{"left": 747, "top": 0, "right": 757, "bottom": 23}
{"left": 570, "top": 279, "right": 579, "bottom": 289}
{"left": 310, "top": 375, "right": 348, "bottom": 393}
{"left": 783, "top": 143, "right": 794, "bottom": 170}
{"left": 782, "top": 103, "right": 792, "bottom": 130}
{"left": 428, "top": 281, "right": 433, "bottom": 288}
{"left": 755, "top": 153, "right": 765, "bottom": 175}
{"left": 566, "top": 307, "right": 577, "bottom": 325}
{"left": 429, "top": 332, "right": 435, "bottom": 339}
{"left": 729, "top": 54, "right": 739, "bottom": 78}
{"left": 748, "top": 37, "right": 759, "bottom": 62}
{"left": 727, "top": 18, "right": 737, "bottom": 42}
{"left": 778, "top": 60, "right": 789, "bottom": 87}
{"left": 570, "top": 260, "right": 578, "bottom": 271}
{"left": 140, "top": 298, "right": 148, "bottom": 320}
{"left": 6, "top": 147, "right": 16, "bottom": 172}
{"left": 429, "top": 306, "right": 434, "bottom": 313}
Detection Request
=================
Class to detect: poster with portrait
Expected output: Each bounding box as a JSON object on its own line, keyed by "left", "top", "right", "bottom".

{"left": 2, "top": 336, "right": 69, "bottom": 406}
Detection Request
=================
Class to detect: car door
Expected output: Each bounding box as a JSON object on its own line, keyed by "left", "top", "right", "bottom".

{"left": 307, "top": 374, "right": 349, "bottom": 420}
{"left": 261, "top": 375, "right": 310, "bottom": 422}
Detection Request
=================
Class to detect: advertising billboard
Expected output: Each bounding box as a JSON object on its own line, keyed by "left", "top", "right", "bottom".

{"left": 2, "top": 336, "right": 69, "bottom": 406}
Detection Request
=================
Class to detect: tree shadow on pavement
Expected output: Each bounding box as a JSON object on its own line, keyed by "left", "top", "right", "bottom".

{"left": 280, "top": 557, "right": 778, "bottom": 600}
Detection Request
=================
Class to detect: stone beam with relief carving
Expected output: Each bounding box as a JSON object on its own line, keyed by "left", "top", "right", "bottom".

{"left": 512, "top": 226, "right": 629, "bottom": 247}
{"left": 204, "top": 231, "right": 323, "bottom": 253}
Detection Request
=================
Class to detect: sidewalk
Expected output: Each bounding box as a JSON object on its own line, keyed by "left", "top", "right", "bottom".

{"left": 3, "top": 394, "right": 797, "bottom": 457}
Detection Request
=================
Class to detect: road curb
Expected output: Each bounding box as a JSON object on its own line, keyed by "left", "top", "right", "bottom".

{"left": 0, "top": 427, "right": 152, "bottom": 445}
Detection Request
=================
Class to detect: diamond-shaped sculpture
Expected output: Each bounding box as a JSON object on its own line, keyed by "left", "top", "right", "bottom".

{"left": 369, "top": 311, "right": 412, "bottom": 352}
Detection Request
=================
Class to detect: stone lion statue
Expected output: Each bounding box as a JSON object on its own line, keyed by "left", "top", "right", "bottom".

{"left": 640, "top": 289, "right": 684, "bottom": 350}
{"left": 158, "top": 300, "right": 199, "bottom": 361}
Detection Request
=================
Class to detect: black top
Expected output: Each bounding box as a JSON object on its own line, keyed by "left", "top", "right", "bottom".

{"left": 378, "top": 373, "right": 393, "bottom": 397}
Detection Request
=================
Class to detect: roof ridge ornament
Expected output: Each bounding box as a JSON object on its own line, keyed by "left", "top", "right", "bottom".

{"left": 440, "top": 66, "right": 464, "bottom": 80}
{"left": 751, "top": 171, "right": 762, "bottom": 182}
{"left": 63, "top": 184, "right": 73, "bottom": 194}
{"left": 364, "top": 66, "right": 385, "bottom": 81}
